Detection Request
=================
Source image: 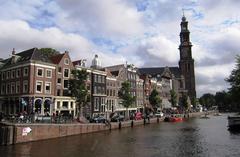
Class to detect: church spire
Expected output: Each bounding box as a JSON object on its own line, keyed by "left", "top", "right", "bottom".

{"left": 178, "top": 14, "right": 196, "bottom": 103}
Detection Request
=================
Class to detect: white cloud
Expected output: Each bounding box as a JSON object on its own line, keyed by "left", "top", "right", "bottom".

{"left": 0, "top": 0, "right": 239, "bottom": 97}
{"left": 56, "top": 0, "right": 145, "bottom": 38}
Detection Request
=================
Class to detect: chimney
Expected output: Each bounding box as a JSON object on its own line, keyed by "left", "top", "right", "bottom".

{"left": 12, "top": 48, "right": 15, "bottom": 55}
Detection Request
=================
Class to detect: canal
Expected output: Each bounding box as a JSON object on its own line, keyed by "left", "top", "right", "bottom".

{"left": 0, "top": 114, "right": 240, "bottom": 157}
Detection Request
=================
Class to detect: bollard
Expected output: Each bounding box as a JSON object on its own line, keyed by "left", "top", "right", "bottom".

{"left": 119, "top": 121, "right": 121, "bottom": 129}
{"left": 157, "top": 117, "right": 159, "bottom": 123}
{"left": 131, "top": 120, "right": 133, "bottom": 127}
{"left": 144, "top": 118, "right": 146, "bottom": 125}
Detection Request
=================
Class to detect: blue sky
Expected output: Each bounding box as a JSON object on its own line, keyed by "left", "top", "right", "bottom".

{"left": 0, "top": 0, "right": 240, "bottom": 97}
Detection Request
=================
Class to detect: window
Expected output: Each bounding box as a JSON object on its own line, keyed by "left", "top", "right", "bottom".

{"left": 64, "top": 58, "right": 69, "bottom": 65}
{"left": 7, "top": 71, "right": 10, "bottom": 79}
{"left": 98, "top": 75, "right": 101, "bottom": 83}
{"left": 16, "top": 69, "right": 20, "bottom": 78}
{"left": 6, "top": 83, "right": 10, "bottom": 94}
{"left": 64, "top": 69, "right": 69, "bottom": 77}
{"left": 36, "top": 81, "right": 43, "bottom": 93}
{"left": 1, "top": 84, "right": 5, "bottom": 94}
{"left": 63, "top": 80, "right": 69, "bottom": 88}
{"left": 70, "top": 102, "right": 73, "bottom": 108}
{"left": 11, "top": 70, "right": 15, "bottom": 79}
{"left": 94, "top": 97, "right": 99, "bottom": 111}
{"left": 94, "top": 75, "right": 97, "bottom": 82}
{"left": 16, "top": 81, "right": 20, "bottom": 93}
{"left": 37, "top": 68, "right": 43, "bottom": 77}
{"left": 46, "top": 69, "right": 52, "bottom": 78}
{"left": 23, "top": 80, "right": 28, "bottom": 93}
{"left": 62, "top": 101, "right": 68, "bottom": 109}
{"left": 57, "top": 101, "right": 60, "bottom": 109}
{"left": 58, "top": 67, "right": 62, "bottom": 73}
{"left": 23, "top": 67, "right": 29, "bottom": 76}
{"left": 57, "top": 78, "right": 61, "bottom": 84}
{"left": 45, "top": 82, "right": 51, "bottom": 94}
{"left": 2, "top": 72, "right": 5, "bottom": 80}
{"left": 11, "top": 82, "right": 15, "bottom": 94}
{"left": 57, "top": 89, "right": 61, "bottom": 96}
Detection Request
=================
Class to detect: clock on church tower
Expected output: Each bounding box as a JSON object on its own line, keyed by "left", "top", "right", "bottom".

{"left": 178, "top": 14, "right": 196, "bottom": 104}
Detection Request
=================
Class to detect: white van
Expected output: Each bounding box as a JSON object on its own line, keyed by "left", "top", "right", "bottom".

{"left": 155, "top": 108, "right": 164, "bottom": 117}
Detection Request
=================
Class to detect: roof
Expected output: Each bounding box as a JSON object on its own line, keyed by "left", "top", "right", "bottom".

{"left": 51, "top": 54, "right": 65, "bottom": 64}
{"left": 0, "top": 48, "right": 61, "bottom": 69}
{"left": 138, "top": 66, "right": 182, "bottom": 78}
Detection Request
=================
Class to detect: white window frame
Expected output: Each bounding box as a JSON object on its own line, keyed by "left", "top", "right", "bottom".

{"left": 11, "top": 70, "right": 15, "bottom": 79}
{"left": 23, "top": 80, "right": 28, "bottom": 93}
{"left": 37, "top": 68, "right": 44, "bottom": 77}
{"left": 94, "top": 97, "right": 99, "bottom": 111}
{"left": 16, "top": 81, "right": 20, "bottom": 94}
{"left": 6, "top": 71, "right": 10, "bottom": 79}
{"left": 63, "top": 79, "right": 69, "bottom": 89}
{"left": 57, "top": 78, "right": 61, "bottom": 85}
{"left": 2, "top": 72, "right": 5, "bottom": 80}
{"left": 11, "top": 82, "right": 15, "bottom": 94}
{"left": 1, "top": 84, "right": 5, "bottom": 94}
{"left": 23, "top": 67, "right": 29, "bottom": 77}
{"left": 16, "top": 69, "right": 20, "bottom": 78}
{"left": 45, "top": 82, "right": 51, "bottom": 94}
{"left": 45, "top": 69, "right": 52, "bottom": 78}
{"left": 36, "top": 81, "right": 43, "bottom": 93}
{"left": 58, "top": 66, "right": 62, "bottom": 74}
{"left": 63, "top": 68, "right": 70, "bottom": 78}
{"left": 64, "top": 58, "right": 69, "bottom": 65}
{"left": 6, "top": 83, "right": 10, "bottom": 94}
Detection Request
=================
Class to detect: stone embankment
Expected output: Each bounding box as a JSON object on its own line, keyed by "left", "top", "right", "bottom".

{"left": 0, "top": 112, "right": 205, "bottom": 145}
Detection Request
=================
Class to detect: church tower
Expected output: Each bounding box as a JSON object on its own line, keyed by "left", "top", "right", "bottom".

{"left": 179, "top": 14, "right": 196, "bottom": 102}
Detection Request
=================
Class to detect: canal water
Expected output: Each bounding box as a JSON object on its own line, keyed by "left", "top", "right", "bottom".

{"left": 0, "top": 114, "right": 240, "bottom": 157}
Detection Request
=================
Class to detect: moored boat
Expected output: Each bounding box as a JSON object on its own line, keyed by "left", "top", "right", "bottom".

{"left": 169, "top": 117, "right": 183, "bottom": 122}
{"left": 164, "top": 114, "right": 183, "bottom": 122}
{"left": 228, "top": 114, "right": 240, "bottom": 129}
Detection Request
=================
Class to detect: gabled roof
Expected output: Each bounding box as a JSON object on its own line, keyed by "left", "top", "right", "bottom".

{"left": 138, "top": 66, "right": 182, "bottom": 78}
{"left": 0, "top": 48, "right": 62, "bottom": 69}
{"left": 51, "top": 54, "right": 65, "bottom": 64}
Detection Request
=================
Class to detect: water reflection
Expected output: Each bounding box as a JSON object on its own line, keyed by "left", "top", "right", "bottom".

{"left": 1, "top": 114, "right": 240, "bottom": 157}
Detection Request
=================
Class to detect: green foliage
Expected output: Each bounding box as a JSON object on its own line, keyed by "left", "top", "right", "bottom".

{"left": 170, "top": 89, "right": 177, "bottom": 107}
{"left": 180, "top": 95, "right": 189, "bottom": 109}
{"left": 39, "top": 48, "right": 59, "bottom": 57}
{"left": 118, "top": 81, "right": 136, "bottom": 109}
{"left": 199, "top": 93, "right": 215, "bottom": 109}
{"left": 226, "top": 55, "right": 240, "bottom": 108}
{"left": 149, "top": 88, "right": 162, "bottom": 111}
{"left": 69, "top": 69, "right": 88, "bottom": 116}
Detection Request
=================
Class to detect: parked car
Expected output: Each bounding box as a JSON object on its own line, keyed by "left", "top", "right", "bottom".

{"left": 155, "top": 111, "right": 164, "bottom": 117}
{"left": 111, "top": 114, "right": 124, "bottom": 122}
{"left": 89, "top": 114, "right": 106, "bottom": 123}
{"left": 135, "top": 112, "right": 142, "bottom": 120}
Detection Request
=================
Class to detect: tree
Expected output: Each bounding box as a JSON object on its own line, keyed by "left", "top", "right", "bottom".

{"left": 180, "top": 95, "right": 189, "bottom": 110}
{"left": 215, "top": 91, "right": 231, "bottom": 112}
{"left": 170, "top": 89, "right": 177, "bottom": 107}
{"left": 199, "top": 93, "right": 215, "bottom": 109}
{"left": 69, "top": 69, "right": 88, "bottom": 118}
{"left": 149, "top": 88, "right": 162, "bottom": 112}
{"left": 39, "top": 48, "right": 59, "bottom": 57}
{"left": 226, "top": 55, "right": 240, "bottom": 111}
{"left": 118, "top": 81, "right": 136, "bottom": 119}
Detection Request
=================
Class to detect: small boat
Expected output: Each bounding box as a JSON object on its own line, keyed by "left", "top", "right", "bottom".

{"left": 169, "top": 117, "right": 183, "bottom": 122}
{"left": 228, "top": 114, "right": 240, "bottom": 129}
{"left": 164, "top": 114, "right": 183, "bottom": 122}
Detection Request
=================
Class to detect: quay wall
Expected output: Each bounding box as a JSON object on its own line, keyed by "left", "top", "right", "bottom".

{"left": 0, "top": 112, "right": 205, "bottom": 145}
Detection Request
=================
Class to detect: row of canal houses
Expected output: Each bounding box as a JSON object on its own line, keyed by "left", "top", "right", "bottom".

{"left": 0, "top": 48, "right": 186, "bottom": 118}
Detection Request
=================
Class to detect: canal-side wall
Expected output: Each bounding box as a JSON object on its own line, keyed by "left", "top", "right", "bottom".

{"left": 0, "top": 112, "right": 206, "bottom": 145}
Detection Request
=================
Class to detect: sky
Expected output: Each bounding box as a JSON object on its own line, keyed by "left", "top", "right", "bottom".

{"left": 0, "top": 0, "right": 239, "bottom": 97}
